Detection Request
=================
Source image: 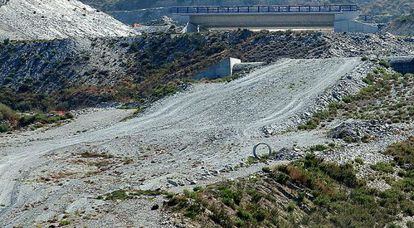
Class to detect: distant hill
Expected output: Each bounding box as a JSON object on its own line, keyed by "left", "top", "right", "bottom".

{"left": 0, "top": 0, "right": 136, "bottom": 41}
{"left": 386, "top": 14, "right": 414, "bottom": 36}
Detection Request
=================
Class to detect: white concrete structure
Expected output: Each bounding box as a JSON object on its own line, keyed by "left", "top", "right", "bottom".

{"left": 333, "top": 10, "right": 378, "bottom": 33}
{"left": 172, "top": 5, "right": 378, "bottom": 33}
{"left": 194, "top": 58, "right": 265, "bottom": 80}
{"left": 195, "top": 57, "right": 242, "bottom": 79}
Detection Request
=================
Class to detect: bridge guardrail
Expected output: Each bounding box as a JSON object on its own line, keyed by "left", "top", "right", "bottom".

{"left": 171, "top": 5, "right": 359, "bottom": 15}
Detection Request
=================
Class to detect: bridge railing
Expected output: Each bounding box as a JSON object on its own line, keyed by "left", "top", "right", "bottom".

{"left": 171, "top": 5, "right": 358, "bottom": 15}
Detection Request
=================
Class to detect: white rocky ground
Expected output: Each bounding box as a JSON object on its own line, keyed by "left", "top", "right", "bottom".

{"left": 1, "top": 57, "right": 412, "bottom": 227}
{"left": 0, "top": 0, "right": 136, "bottom": 41}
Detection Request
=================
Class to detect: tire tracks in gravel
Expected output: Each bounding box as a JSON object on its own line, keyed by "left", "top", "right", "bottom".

{"left": 0, "top": 58, "right": 362, "bottom": 222}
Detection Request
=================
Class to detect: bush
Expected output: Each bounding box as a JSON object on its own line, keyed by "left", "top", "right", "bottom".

{"left": 379, "top": 59, "right": 390, "bottom": 68}
{"left": 102, "top": 189, "right": 129, "bottom": 201}
{"left": 371, "top": 162, "right": 394, "bottom": 174}
{"left": 355, "top": 157, "right": 364, "bottom": 165}
{"left": 59, "top": 220, "right": 70, "bottom": 226}
{"left": 310, "top": 144, "right": 329, "bottom": 152}
{"left": 0, "top": 123, "right": 10, "bottom": 133}
{"left": 0, "top": 103, "right": 18, "bottom": 121}
{"left": 3, "top": 38, "right": 10, "bottom": 46}
{"left": 18, "top": 115, "right": 36, "bottom": 127}
{"left": 385, "top": 137, "right": 414, "bottom": 166}
{"left": 272, "top": 172, "right": 289, "bottom": 184}
{"left": 236, "top": 208, "right": 253, "bottom": 221}
{"left": 298, "top": 118, "right": 319, "bottom": 130}
{"left": 218, "top": 185, "right": 242, "bottom": 207}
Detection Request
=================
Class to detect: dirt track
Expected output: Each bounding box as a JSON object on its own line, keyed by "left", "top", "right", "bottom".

{"left": 0, "top": 58, "right": 364, "bottom": 226}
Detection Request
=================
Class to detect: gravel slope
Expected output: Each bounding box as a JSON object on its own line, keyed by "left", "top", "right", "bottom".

{"left": 0, "top": 0, "right": 136, "bottom": 41}
{"left": 0, "top": 58, "right": 364, "bottom": 226}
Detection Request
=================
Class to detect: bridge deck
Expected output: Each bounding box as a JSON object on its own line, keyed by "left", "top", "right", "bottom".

{"left": 171, "top": 5, "right": 358, "bottom": 15}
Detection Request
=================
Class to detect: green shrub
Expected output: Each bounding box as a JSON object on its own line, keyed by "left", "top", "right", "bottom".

{"left": 354, "top": 157, "right": 364, "bottom": 165}
{"left": 0, "top": 123, "right": 10, "bottom": 133}
{"left": 59, "top": 220, "right": 70, "bottom": 226}
{"left": 310, "top": 144, "right": 329, "bottom": 152}
{"left": 18, "top": 115, "right": 36, "bottom": 127}
{"left": 362, "top": 73, "right": 375, "bottom": 85}
{"left": 102, "top": 189, "right": 129, "bottom": 201}
{"left": 0, "top": 103, "right": 17, "bottom": 121}
{"left": 262, "top": 166, "right": 271, "bottom": 173}
{"left": 385, "top": 137, "right": 414, "bottom": 166}
{"left": 322, "top": 162, "right": 358, "bottom": 188}
{"left": 371, "top": 162, "right": 394, "bottom": 174}
{"left": 3, "top": 38, "right": 10, "bottom": 46}
{"left": 298, "top": 118, "right": 319, "bottom": 130}
{"left": 152, "top": 82, "right": 179, "bottom": 98}
{"left": 236, "top": 208, "right": 253, "bottom": 221}
{"left": 379, "top": 59, "right": 390, "bottom": 68}
{"left": 165, "top": 146, "right": 414, "bottom": 228}
{"left": 350, "top": 188, "right": 375, "bottom": 205}
{"left": 272, "top": 172, "right": 289, "bottom": 184}
{"left": 218, "top": 185, "right": 241, "bottom": 207}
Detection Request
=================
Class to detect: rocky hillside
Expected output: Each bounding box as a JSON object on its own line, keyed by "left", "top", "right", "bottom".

{"left": 363, "top": 0, "right": 414, "bottom": 21}
{"left": 0, "top": 0, "right": 8, "bottom": 6}
{"left": 386, "top": 14, "right": 414, "bottom": 36}
{"left": 0, "top": 31, "right": 412, "bottom": 112}
{"left": 0, "top": 0, "right": 136, "bottom": 41}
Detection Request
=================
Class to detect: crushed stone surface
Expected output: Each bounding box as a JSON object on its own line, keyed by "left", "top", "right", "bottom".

{"left": 1, "top": 57, "right": 405, "bottom": 226}
{"left": 0, "top": 0, "right": 136, "bottom": 41}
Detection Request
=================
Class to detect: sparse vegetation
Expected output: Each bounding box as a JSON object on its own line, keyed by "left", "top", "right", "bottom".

{"left": 299, "top": 68, "right": 414, "bottom": 131}
{"left": 371, "top": 162, "right": 395, "bottom": 174}
{"left": 309, "top": 144, "right": 329, "bottom": 152}
{"left": 2, "top": 30, "right": 363, "bottom": 113}
{"left": 79, "top": 151, "right": 114, "bottom": 159}
{"left": 355, "top": 157, "right": 365, "bottom": 165}
{"left": 98, "top": 189, "right": 168, "bottom": 201}
{"left": 167, "top": 145, "right": 414, "bottom": 227}
{"left": 0, "top": 102, "right": 73, "bottom": 133}
{"left": 385, "top": 136, "right": 414, "bottom": 167}
{"left": 58, "top": 220, "right": 70, "bottom": 226}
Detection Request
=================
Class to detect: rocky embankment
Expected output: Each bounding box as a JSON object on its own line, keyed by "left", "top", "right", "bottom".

{"left": 0, "top": 57, "right": 369, "bottom": 226}
{"left": 0, "top": 31, "right": 412, "bottom": 112}
{"left": 0, "top": 0, "right": 136, "bottom": 41}
{"left": 386, "top": 15, "right": 414, "bottom": 36}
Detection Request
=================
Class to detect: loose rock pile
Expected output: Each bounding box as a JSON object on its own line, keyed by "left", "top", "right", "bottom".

{"left": 0, "top": 0, "right": 8, "bottom": 7}
{"left": 0, "top": 0, "right": 136, "bottom": 40}
{"left": 329, "top": 120, "right": 401, "bottom": 142}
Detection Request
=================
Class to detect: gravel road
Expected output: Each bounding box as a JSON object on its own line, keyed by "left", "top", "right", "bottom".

{"left": 0, "top": 58, "right": 364, "bottom": 226}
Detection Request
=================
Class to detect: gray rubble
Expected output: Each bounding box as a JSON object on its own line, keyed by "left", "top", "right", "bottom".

{"left": 0, "top": 0, "right": 136, "bottom": 41}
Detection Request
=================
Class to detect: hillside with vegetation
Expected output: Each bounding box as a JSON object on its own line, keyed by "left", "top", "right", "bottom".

{"left": 386, "top": 14, "right": 414, "bottom": 36}
{"left": 0, "top": 0, "right": 414, "bottom": 226}
{"left": 0, "top": 31, "right": 411, "bottom": 132}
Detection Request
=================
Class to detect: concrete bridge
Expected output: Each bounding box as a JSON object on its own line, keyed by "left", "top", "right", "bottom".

{"left": 171, "top": 5, "right": 378, "bottom": 33}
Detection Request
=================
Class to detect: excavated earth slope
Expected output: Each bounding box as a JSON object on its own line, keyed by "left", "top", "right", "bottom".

{"left": 0, "top": 0, "right": 136, "bottom": 41}
{"left": 0, "top": 58, "right": 369, "bottom": 226}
